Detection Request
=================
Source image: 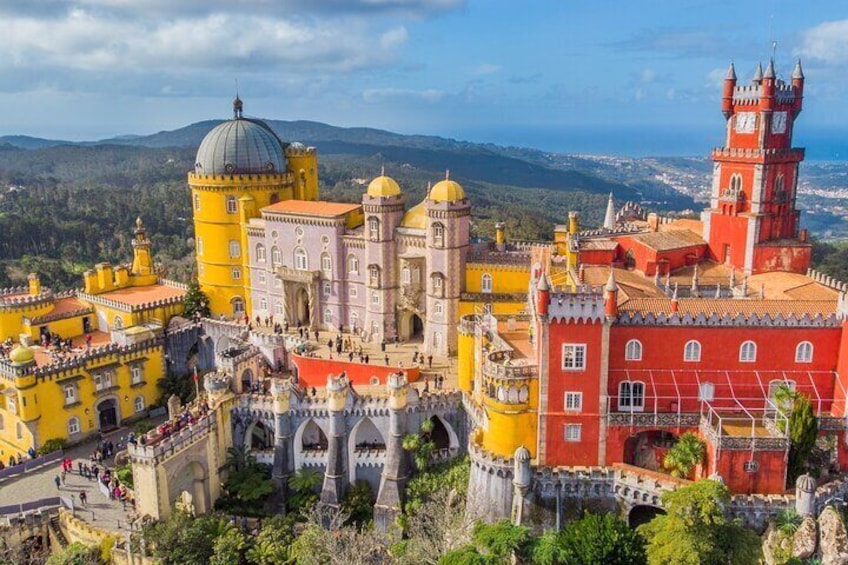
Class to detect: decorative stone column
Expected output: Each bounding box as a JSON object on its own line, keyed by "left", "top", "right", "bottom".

{"left": 374, "top": 372, "right": 410, "bottom": 531}
{"left": 511, "top": 446, "right": 531, "bottom": 526}
{"left": 272, "top": 378, "right": 297, "bottom": 512}
{"left": 320, "top": 374, "right": 350, "bottom": 510}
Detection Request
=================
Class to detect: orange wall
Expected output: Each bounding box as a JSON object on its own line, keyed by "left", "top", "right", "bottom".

{"left": 290, "top": 354, "right": 421, "bottom": 388}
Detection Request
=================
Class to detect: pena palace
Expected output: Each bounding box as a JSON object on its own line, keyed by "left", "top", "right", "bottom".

{"left": 3, "top": 55, "right": 848, "bottom": 526}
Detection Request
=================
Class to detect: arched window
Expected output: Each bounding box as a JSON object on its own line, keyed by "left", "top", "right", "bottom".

{"left": 730, "top": 173, "right": 743, "bottom": 193}
{"left": 259, "top": 297, "right": 268, "bottom": 310}
{"left": 350, "top": 311, "right": 359, "bottom": 328}
{"left": 131, "top": 365, "right": 143, "bottom": 385}
{"left": 618, "top": 381, "right": 645, "bottom": 411}
{"left": 412, "top": 265, "right": 421, "bottom": 284}
{"left": 294, "top": 248, "right": 308, "bottom": 271}
{"left": 481, "top": 273, "right": 493, "bottom": 294}
{"left": 113, "top": 316, "right": 124, "bottom": 330}
{"left": 228, "top": 240, "right": 240, "bottom": 258}
{"left": 433, "top": 331, "right": 443, "bottom": 350}
{"left": 684, "top": 340, "right": 701, "bottom": 362}
{"left": 739, "top": 341, "right": 757, "bottom": 362}
{"left": 194, "top": 194, "right": 201, "bottom": 211}
{"left": 232, "top": 267, "right": 241, "bottom": 280}
{"left": 370, "top": 320, "right": 380, "bottom": 338}
{"left": 322, "top": 281, "right": 331, "bottom": 296}
{"left": 271, "top": 247, "right": 282, "bottom": 267}
{"left": 368, "top": 217, "right": 380, "bottom": 241}
{"left": 226, "top": 195, "right": 238, "bottom": 214}
{"left": 323, "top": 307, "right": 332, "bottom": 324}
{"left": 321, "top": 253, "right": 332, "bottom": 275}
{"left": 699, "top": 382, "right": 715, "bottom": 402}
{"left": 68, "top": 417, "right": 81, "bottom": 435}
{"left": 775, "top": 174, "right": 785, "bottom": 197}
{"left": 432, "top": 273, "right": 444, "bottom": 296}
{"left": 256, "top": 244, "right": 266, "bottom": 263}
{"left": 134, "top": 396, "right": 145, "bottom": 413}
{"left": 432, "top": 223, "right": 445, "bottom": 247}
{"left": 63, "top": 384, "right": 77, "bottom": 405}
{"left": 795, "top": 341, "right": 813, "bottom": 363}
{"left": 232, "top": 297, "right": 245, "bottom": 315}
{"left": 369, "top": 265, "right": 381, "bottom": 287}
{"left": 348, "top": 254, "right": 359, "bottom": 275}
{"left": 625, "top": 339, "right": 642, "bottom": 361}
{"left": 275, "top": 301, "right": 283, "bottom": 314}
{"left": 434, "top": 301, "right": 444, "bottom": 315}
{"left": 402, "top": 266, "right": 411, "bottom": 284}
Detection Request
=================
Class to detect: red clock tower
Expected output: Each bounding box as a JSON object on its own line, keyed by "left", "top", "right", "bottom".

{"left": 702, "top": 59, "right": 811, "bottom": 274}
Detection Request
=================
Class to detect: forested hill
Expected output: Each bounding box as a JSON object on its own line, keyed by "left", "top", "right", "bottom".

{"left": 0, "top": 119, "right": 702, "bottom": 290}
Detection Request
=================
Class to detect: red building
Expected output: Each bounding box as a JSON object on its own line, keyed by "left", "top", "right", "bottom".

{"left": 534, "top": 60, "right": 848, "bottom": 495}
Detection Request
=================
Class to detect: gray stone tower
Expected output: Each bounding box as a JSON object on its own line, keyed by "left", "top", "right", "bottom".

{"left": 320, "top": 374, "right": 351, "bottom": 509}
{"left": 374, "top": 372, "right": 411, "bottom": 531}
{"left": 271, "top": 378, "right": 298, "bottom": 512}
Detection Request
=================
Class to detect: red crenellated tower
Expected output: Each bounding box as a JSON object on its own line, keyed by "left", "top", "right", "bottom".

{"left": 702, "top": 59, "right": 811, "bottom": 274}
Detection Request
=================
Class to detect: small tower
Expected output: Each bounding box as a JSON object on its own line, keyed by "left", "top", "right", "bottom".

{"left": 271, "top": 378, "right": 299, "bottom": 512}
{"left": 321, "top": 374, "right": 351, "bottom": 510}
{"left": 363, "top": 171, "right": 406, "bottom": 342}
{"left": 603, "top": 193, "right": 616, "bottom": 230}
{"left": 536, "top": 274, "right": 550, "bottom": 317}
{"left": 27, "top": 273, "right": 41, "bottom": 296}
{"left": 131, "top": 217, "right": 158, "bottom": 284}
{"left": 511, "top": 446, "right": 532, "bottom": 526}
{"left": 604, "top": 269, "right": 619, "bottom": 318}
{"left": 374, "top": 373, "right": 412, "bottom": 531}
{"left": 795, "top": 474, "right": 816, "bottom": 516}
{"left": 424, "top": 173, "right": 471, "bottom": 356}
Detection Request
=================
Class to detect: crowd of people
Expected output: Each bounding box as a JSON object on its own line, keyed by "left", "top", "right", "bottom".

{"left": 144, "top": 399, "right": 211, "bottom": 447}
{"left": 52, "top": 443, "right": 135, "bottom": 510}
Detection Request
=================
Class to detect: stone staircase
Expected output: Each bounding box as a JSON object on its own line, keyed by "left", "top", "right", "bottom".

{"left": 48, "top": 514, "right": 68, "bottom": 549}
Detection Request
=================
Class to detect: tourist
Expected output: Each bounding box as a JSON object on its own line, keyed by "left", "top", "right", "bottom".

{"left": 79, "top": 491, "right": 87, "bottom": 506}
{"left": 385, "top": 355, "right": 389, "bottom": 365}
{"left": 423, "top": 376, "right": 430, "bottom": 394}
{"left": 428, "top": 355, "right": 433, "bottom": 368}
{"left": 54, "top": 475, "right": 61, "bottom": 490}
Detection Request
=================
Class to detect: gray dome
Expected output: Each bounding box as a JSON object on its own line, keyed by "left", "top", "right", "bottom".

{"left": 194, "top": 107, "right": 285, "bottom": 175}
{"left": 514, "top": 445, "right": 531, "bottom": 462}
{"left": 796, "top": 474, "right": 817, "bottom": 492}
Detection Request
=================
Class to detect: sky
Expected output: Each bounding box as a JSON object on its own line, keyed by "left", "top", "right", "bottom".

{"left": 1, "top": 0, "right": 848, "bottom": 156}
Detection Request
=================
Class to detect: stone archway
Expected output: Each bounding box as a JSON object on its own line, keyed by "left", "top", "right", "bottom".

{"left": 240, "top": 368, "right": 254, "bottom": 392}
{"left": 398, "top": 311, "right": 425, "bottom": 342}
{"left": 425, "top": 415, "right": 460, "bottom": 462}
{"left": 295, "top": 287, "right": 310, "bottom": 327}
{"left": 294, "top": 419, "right": 329, "bottom": 470}
{"left": 628, "top": 505, "right": 665, "bottom": 529}
{"left": 348, "top": 417, "right": 386, "bottom": 484}
{"left": 244, "top": 419, "right": 274, "bottom": 451}
{"left": 167, "top": 460, "right": 209, "bottom": 515}
{"left": 623, "top": 430, "right": 678, "bottom": 471}
{"left": 96, "top": 398, "right": 120, "bottom": 431}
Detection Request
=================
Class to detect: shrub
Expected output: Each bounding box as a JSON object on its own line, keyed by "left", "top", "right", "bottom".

{"left": 37, "top": 438, "right": 67, "bottom": 456}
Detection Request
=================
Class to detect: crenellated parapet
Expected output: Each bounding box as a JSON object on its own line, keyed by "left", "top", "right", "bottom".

{"left": 546, "top": 290, "right": 607, "bottom": 324}
{"left": 617, "top": 309, "right": 840, "bottom": 328}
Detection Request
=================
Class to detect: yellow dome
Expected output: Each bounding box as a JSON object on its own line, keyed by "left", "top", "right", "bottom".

{"left": 367, "top": 175, "right": 402, "bottom": 198}
{"left": 400, "top": 201, "right": 427, "bottom": 230}
{"left": 9, "top": 344, "right": 34, "bottom": 365}
{"left": 429, "top": 179, "right": 466, "bottom": 203}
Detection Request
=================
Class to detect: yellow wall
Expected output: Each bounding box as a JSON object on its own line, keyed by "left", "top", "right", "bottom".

{"left": 465, "top": 264, "right": 530, "bottom": 294}
{"left": 482, "top": 406, "right": 538, "bottom": 458}
{"left": 190, "top": 173, "right": 296, "bottom": 316}
{"left": 0, "top": 301, "right": 53, "bottom": 341}
{"left": 0, "top": 346, "right": 164, "bottom": 459}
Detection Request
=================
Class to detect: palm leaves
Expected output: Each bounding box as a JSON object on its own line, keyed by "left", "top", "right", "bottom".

{"left": 663, "top": 432, "right": 706, "bottom": 479}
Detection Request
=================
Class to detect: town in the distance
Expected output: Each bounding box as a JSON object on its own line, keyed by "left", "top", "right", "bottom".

{"left": 0, "top": 57, "right": 847, "bottom": 564}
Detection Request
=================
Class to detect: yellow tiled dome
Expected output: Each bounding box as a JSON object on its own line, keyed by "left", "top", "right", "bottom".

{"left": 400, "top": 201, "right": 427, "bottom": 229}
{"left": 9, "top": 344, "right": 34, "bottom": 365}
{"left": 366, "top": 175, "right": 402, "bottom": 198}
{"left": 429, "top": 179, "right": 466, "bottom": 203}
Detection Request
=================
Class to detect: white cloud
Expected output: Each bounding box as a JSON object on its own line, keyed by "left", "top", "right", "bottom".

{"left": 797, "top": 19, "right": 848, "bottom": 65}
{"left": 362, "top": 87, "right": 445, "bottom": 103}
{"left": 380, "top": 26, "right": 409, "bottom": 49}
{"left": 472, "top": 63, "right": 501, "bottom": 76}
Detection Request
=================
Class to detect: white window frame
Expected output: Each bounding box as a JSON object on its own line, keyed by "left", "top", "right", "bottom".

{"left": 369, "top": 217, "right": 380, "bottom": 241}
{"left": 684, "top": 340, "right": 701, "bottom": 362}
{"left": 369, "top": 265, "right": 380, "bottom": 286}
{"left": 323, "top": 307, "right": 332, "bottom": 324}
{"left": 625, "top": 339, "right": 642, "bottom": 361}
{"left": 232, "top": 267, "right": 241, "bottom": 280}
{"left": 349, "top": 286, "right": 358, "bottom": 299}
{"left": 481, "top": 273, "right": 493, "bottom": 294}
{"left": 371, "top": 292, "right": 380, "bottom": 306}
{"left": 795, "top": 341, "right": 813, "bottom": 364}
{"left": 434, "top": 301, "right": 444, "bottom": 316}
{"left": 272, "top": 247, "right": 282, "bottom": 268}
{"left": 433, "top": 275, "right": 443, "bottom": 290}
{"left": 68, "top": 417, "right": 81, "bottom": 435}
{"left": 275, "top": 301, "right": 284, "bottom": 315}
{"left": 232, "top": 297, "right": 245, "bottom": 315}
{"left": 134, "top": 396, "right": 145, "bottom": 413}
{"left": 739, "top": 340, "right": 757, "bottom": 363}
{"left": 321, "top": 253, "right": 332, "bottom": 275}
{"left": 323, "top": 281, "right": 331, "bottom": 296}
{"left": 433, "top": 331, "right": 443, "bottom": 350}
{"left": 274, "top": 277, "right": 282, "bottom": 288}
{"left": 131, "top": 365, "right": 143, "bottom": 385}
{"left": 257, "top": 270, "right": 266, "bottom": 285}
{"left": 194, "top": 194, "right": 201, "bottom": 211}
{"left": 402, "top": 266, "right": 411, "bottom": 284}
{"left": 564, "top": 392, "right": 583, "bottom": 412}
{"left": 618, "top": 381, "right": 645, "bottom": 412}
{"left": 564, "top": 424, "right": 582, "bottom": 442}
{"left": 226, "top": 195, "right": 238, "bottom": 214}
{"left": 228, "top": 240, "right": 240, "bottom": 259}
{"left": 64, "top": 384, "right": 77, "bottom": 405}
{"left": 294, "top": 248, "right": 308, "bottom": 271}
{"left": 561, "top": 343, "right": 586, "bottom": 371}
{"left": 348, "top": 255, "right": 359, "bottom": 275}
{"left": 350, "top": 311, "right": 359, "bottom": 327}
{"left": 699, "top": 382, "right": 715, "bottom": 402}
{"left": 259, "top": 297, "right": 268, "bottom": 311}
{"left": 433, "top": 223, "right": 445, "bottom": 247}
{"left": 256, "top": 243, "right": 266, "bottom": 263}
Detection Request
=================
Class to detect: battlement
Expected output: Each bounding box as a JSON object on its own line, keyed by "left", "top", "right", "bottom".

{"left": 616, "top": 309, "right": 840, "bottom": 328}
{"left": 547, "top": 290, "right": 607, "bottom": 323}
{"left": 188, "top": 172, "right": 294, "bottom": 186}
{"left": 0, "top": 288, "right": 53, "bottom": 310}
{"left": 128, "top": 413, "right": 216, "bottom": 465}
{"left": 284, "top": 144, "right": 317, "bottom": 156}
{"left": 712, "top": 146, "right": 804, "bottom": 162}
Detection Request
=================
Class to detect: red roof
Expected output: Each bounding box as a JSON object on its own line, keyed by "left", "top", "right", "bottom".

{"left": 262, "top": 200, "right": 361, "bottom": 217}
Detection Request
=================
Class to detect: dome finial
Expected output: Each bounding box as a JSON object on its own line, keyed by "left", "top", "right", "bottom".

{"left": 445, "top": 169, "right": 450, "bottom": 181}
{"left": 381, "top": 165, "right": 385, "bottom": 177}
{"left": 233, "top": 87, "right": 243, "bottom": 119}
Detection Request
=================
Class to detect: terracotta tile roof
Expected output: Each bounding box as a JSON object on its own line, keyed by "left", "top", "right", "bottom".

{"left": 581, "top": 266, "right": 666, "bottom": 300}
{"left": 661, "top": 219, "right": 703, "bottom": 233}
{"left": 49, "top": 297, "right": 89, "bottom": 317}
{"left": 748, "top": 271, "right": 839, "bottom": 301}
{"left": 98, "top": 285, "right": 185, "bottom": 307}
{"left": 579, "top": 239, "right": 619, "bottom": 251}
{"left": 630, "top": 229, "right": 705, "bottom": 251}
{"left": 262, "top": 200, "right": 361, "bottom": 217}
{"left": 619, "top": 297, "right": 837, "bottom": 317}
{"left": 31, "top": 331, "right": 111, "bottom": 367}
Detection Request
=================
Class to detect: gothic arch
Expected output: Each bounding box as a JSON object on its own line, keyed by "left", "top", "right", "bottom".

{"left": 347, "top": 416, "right": 387, "bottom": 483}
{"left": 294, "top": 418, "right": 329, "bottom": 470}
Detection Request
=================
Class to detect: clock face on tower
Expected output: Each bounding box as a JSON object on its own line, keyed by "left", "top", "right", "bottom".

{"left": 772, "top": 111, "right": 788, "bottom": 134}
{"left": 735, "top": 112, "right": 757, "bottom": 134}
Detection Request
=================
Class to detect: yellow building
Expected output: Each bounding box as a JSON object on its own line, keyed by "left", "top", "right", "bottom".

{"left": 0, "top": 219, "right": 185, "bottom": 461}
{"left": 190, "top": 97, "right": 319, "bottom": 317}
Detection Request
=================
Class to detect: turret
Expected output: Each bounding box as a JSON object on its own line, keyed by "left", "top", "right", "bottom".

{"left": 374, "top": 372, "right": 412, "bottom": 530}
{"left": 131, "top": 217, "right": 157, "bottom": 283}
{"left": 760, "top": 59, "right": 776, "bottom": 111}
{"left": 604, "top": 269, "right": 618, "bottom": 318}
{"left": 321, "top": 373, "right": 351, "bottom": 509}
{"left": 752, "top": 61, "right": 763, "bottom": 84}
{"left": 795, "top": 474, "right": 816, "bottom": 516}
{"left": 536, "top": 274, "right": 550, "bottom": 317}
{"left": 690, "top": 263, "right": 700, "bottom": 298}
{"left": 495, "top": 222, "right": 506, "bottom": 252}
{"left": 568, "top": 211, "right": 579, "bottom": 235}
{"left": 603, "top": 193, "right": 616, "bottom": 230}
{"left": 722, "top": 62, "right": 737, "bottom": 118}
{"left": 792, "top": 59, "right": 805, "bottom": 115}
{"left": 670, "top": 284, "right": 679, "bottom": 314}
{"left": 27, "top": 273, "right": 41, "bottom": 296}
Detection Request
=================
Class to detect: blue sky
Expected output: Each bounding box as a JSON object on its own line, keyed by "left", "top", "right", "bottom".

{"left": 1, "top": 0, "right": 847, "bottom": 155}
